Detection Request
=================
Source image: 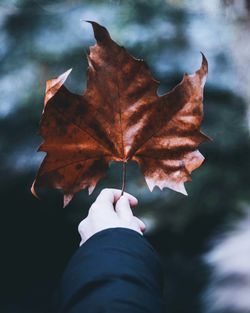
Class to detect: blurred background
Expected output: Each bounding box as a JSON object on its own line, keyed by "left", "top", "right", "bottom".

{"left": 1, "top": 0, "right": 250, "bottom": 312}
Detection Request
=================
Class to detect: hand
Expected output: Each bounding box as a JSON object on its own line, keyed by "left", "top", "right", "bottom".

{"left": 78, "top": 188, "right": 146, "bottom": 246}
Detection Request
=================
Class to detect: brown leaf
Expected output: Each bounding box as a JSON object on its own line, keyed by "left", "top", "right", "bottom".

{"left": 32, "top": 21, "right": 209, "bottom": 207}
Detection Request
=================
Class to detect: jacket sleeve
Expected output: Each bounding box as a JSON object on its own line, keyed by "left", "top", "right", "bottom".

{"left": 57, "top": 227, "right": 165, "bottom": 313}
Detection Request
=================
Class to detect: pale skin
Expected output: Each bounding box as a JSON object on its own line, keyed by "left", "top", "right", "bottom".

{"left": 78, "top": 188, "right": 146, "bottom": 246}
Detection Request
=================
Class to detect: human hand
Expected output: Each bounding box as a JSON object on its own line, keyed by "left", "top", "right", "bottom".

{"left": 78, "top": 188, "right": 146, "bottom": 246}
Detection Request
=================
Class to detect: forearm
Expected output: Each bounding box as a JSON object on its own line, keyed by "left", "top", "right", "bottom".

{"left": 58, "top": 228, "right": 164, "bottom": 313}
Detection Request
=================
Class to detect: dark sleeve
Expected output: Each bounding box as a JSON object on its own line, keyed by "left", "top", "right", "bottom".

{"left": 57, "top": 227, "right": 165, "bottom": 313}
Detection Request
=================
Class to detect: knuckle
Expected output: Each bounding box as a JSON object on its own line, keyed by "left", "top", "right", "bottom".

{"left": 89, "top": 202, "right": 99, "bottom": 214}
{"left": 119, "top": 195, "right": 126, "bottom": 202}
{"left": 133, "top": 216, "right": 140, "bottom": 224}
{"left": 78, "top": 218, "right": 87, "bottom": 233}
{"left": 101, "top": 188, "right": 109, "bottom": 195}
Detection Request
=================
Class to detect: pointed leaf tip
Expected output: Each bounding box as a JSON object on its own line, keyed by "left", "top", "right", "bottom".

{"left": 31, "top": 180, "right": 39, "bottom": 199}
{"left": 63, "top": 194, "right": 73, "bottom": 208}
{"left": 177, "top": 184, "right": 188, "bottom": 196}
{"left": 87, "top": 21, "right": 111, "bottom": 43}
{"left": 200, "top": 52, "right": 208, "bottom": 74}
{"left": 46, "top": 68, "right": 72, "bottom": 90}
{"left": 44, "top": 68, "right": 72, "bottom": 107}
{"left": 60, "top": 68, "right": 73, "bottom": 80}
{"left": 88, "top": 185, "right": 95, "bottom": 195}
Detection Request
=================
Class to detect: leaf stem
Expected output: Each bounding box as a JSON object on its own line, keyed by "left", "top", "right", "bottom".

{"left": 121, "top": 161, "right": 127, "bottom": 196}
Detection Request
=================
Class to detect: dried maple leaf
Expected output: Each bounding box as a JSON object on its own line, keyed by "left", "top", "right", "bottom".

{"left": 32, "top": 21, "right": 209, "bottom": 207}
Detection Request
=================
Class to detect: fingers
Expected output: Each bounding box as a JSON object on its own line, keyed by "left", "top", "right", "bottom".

{"left": 115, "top": 196, "right": 146, "bottom": 234}
{"left": 79, "top": 189, "right": 146, "bottom": 245}
{"left": 90, "top": 188, "right": 138, "bottom": 214}
{"left": 98, "top": 188, "right": 138, "bottom": 206}
{"left": 115, "top": 195, "right": 133, "bottom": 220}
{"left": 134, "top": 217, "right": 146, "bottom": 233}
